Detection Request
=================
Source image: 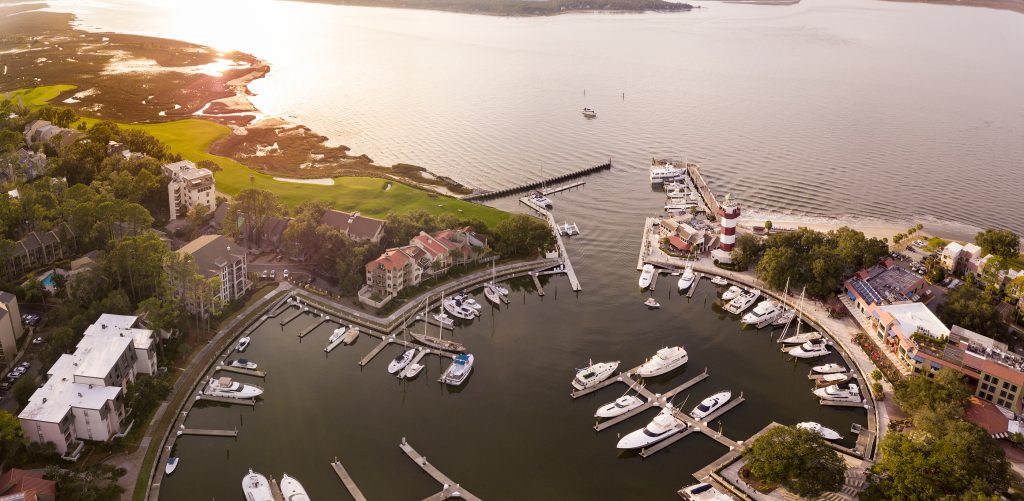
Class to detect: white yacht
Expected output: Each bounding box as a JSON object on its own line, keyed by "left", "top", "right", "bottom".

{"left": 387, "top": 349, "right": 416, "bottom": 374}
{"left": 582, "top": 107, "right": 597, "bottom": 118}
{"left": 677, "top": 264, "right": 696, "bottom": 291}
{"left": 595, "top": 394, "right": 645, "bottom": 418}
{"left": 636, "top": 346, "right": 688, "bottom": 378}
{"left": 432, "top": 312, "right": 454, "bottom": 329}
{"left": 639, "top": 264, "right": 655, "bottom": 289}
{"left": 402, "top": 361, "right": 425, "bottom": 379}
{"left": 236, "top": 337, "right": 251, "bottom": 352}
{"left": 241, "top": 469, "right": 274, "bottom": 501}
{"left": 650, "top": 160, "right": 684, "bottom": 184}
{"left": 724, "top": 288, "right": 761, "bottom": 314}
{"left": 797, "top": 422, "right": 843, "bottom": 441}
{"left": 788, "top": 338, "right": 830, "bottom": 358}
{"left": 690, "top": 391, "right": 732, "bottom": 420}
{"left": 229, "top": 359, "right": 257, "bottom": 370}
{"left": 617, "top": 407, "right": 688, "bottom": 449}
{"left": 780, "top": 331, "right": 823, "bottom": 345}
{"left": 772, "top": 309, "right": 796, "bottom": 326}
{"left": 483, "top": 285, "right": 502, "bottom": 306}
{"left": 816, "top": 373, "right": 851, "bottom": 386}
{"left": 680, "top": 482, "right": 735, "bottom": 501}
{"left": 442, "top": 353, "right": 474, "bottom": 386}
{"left": 531, "top": 191, "right": 553, "bottom": 209}
{"left": 741, "top": 299, "right": 781, "bottom": 325}
{"left": 329, "top": 327, "right": 347, "bottom": 344}
{"left": 720, "top": 285, "right": 743, "bottom": 301}
{"left": 710, "top": 276, "right": 729, "bottom": 286}
{"left": 205, "top": 377, "right": 263, "bottom": 399}
{"left": 280, "top": 473, "right": 311, "bottom": 501}
{"left": 572, "top": 361, "right": 620, "bottom": 391}
{"left": 443, "top": 298, "right": 477, "bottom": 320}
{"left": 812, "top": 363, "right": 847, "bottom": 374}
{"left": 814, "top": 382, "right": 862, "bottom": 402}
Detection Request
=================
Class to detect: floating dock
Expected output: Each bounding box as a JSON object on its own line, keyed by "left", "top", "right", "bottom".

{"left": 358, "top": 337, "right": 394, "bottom": 367}
{"left": 177, "top": 428, "right": 238, "bottom": 438}
{"left": 542, "top": 180, "right": 586, "bottom": 196}
{"left": 299, "top": 316, "right": 332, "bottom": 338}
{"left": 531, "top": 273, "right": 546, "bottom": 296}
{"left": 280, "top": 308, "right": 306, "bottom": 326}
{"left": 331, "top": 459, "right": 369, "bottom": 501}
{"left": 399, "top": 438, "right": 482, "bottom": 501}
{"left": 594, "top": 369, "right": 709, "bottom": 432}
{"left": 820, "top": 399, "right": 868, "bottom": 408}
{"left": 462, "top": 162, "right": 609, "bottom": 201}
{"left": 686, "top": 273, "right": 703, "bottom": 298}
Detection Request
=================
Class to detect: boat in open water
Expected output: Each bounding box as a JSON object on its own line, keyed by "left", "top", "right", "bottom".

{"left": 582, "top": 107, "right": 597, "bottom": 118}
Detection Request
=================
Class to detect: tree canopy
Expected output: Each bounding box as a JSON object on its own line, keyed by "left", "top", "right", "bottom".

{"left": 936, "top": 276, "right": 1006, "bottom": 341}
{"left": 894, "top": 369, "right": 970, "bottom": 424}
{"left": 756, "top": 227, "right": 888, "bottom": 298}
{"left": 744, "top": 425, "right": 846, "bottom": 498}
{"left": 731, "top": 233, "right": 762, "bottom": 271}
{"left": 975, "top": 228, "right": 1020, "bottom": 260}
{"left": 491, "top": 214, "right": 554, "bottom": 257}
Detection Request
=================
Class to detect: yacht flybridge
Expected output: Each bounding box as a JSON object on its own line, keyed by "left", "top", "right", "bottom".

{"left": 814, "top": 382, "right": 862, "bottom": 402}
{"left": 241, "top": 469, "right": 274, "bottom": 501}
{"left": 595, "top": 394, "right": 645, "bottom": 419}
{"left": 636, "top": 346, "right": 689, "bottom": 378}
{"left": 205, "top": 377, "right": 263, "bottom": 399}
{"left": 616, "top": 407, "right": 688, "bottom": 449}
{"left": 797, "top": 421, "right": 842, "bottom": 441}
{"left": 442, "top": 353, "right": 475, "bottom": 386}
{"left": 677, "top": 263, "right": 696, "bottom": 291}
{"left": 788, "top": 338, "right": 830, "bottom": 358}
{"left": 724, "top": 288, "right": 760, "bottom": 314}
{"left": 572, "top": 361, "right": 620, "bottom": 391}
{"left": 741, "top": 299, "right": 781, "bottom": 325}
{"left": 689, "top": 391, "right": 732, "bottom": 420}
{"left": 649, "top": 159, "right": 684, "bottom": 184}
{"left": 639, "top": 264, "right": 655, "bottom": 289}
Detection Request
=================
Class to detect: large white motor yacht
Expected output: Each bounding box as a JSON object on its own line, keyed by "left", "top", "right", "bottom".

{"left": 442, "top": 353, "right": 474, "bottom": 386}
{"left": 572, "top": 361, "right": 620, "bottom": 391}
{"left": 680, "top": 482, "right": 734, "bottom": 501}
{"left": 205, "top": 377, "right": 263, "bottom": 399}
{"left": 677, "top": 264, "right": 696, "bottom": 291}
{"left": 724, "top": 288, "right": 761, "bottom": 314}
{"left": 720, "top": 285, "right": 743, "bottom": 301}
{"left": 280, "top": 473, "right": 311, "bottom": 501}
{"left": 595, "top": 395, "right": 645, "bottom": 419}
{"left": 636, "top": 346, "right": 689, "bottom": 378}
{"left": 741, "top": 299, "right": 781, "bottom": 325}
{"left": 797, "top": 421, "right": 843, "bottom": 441}
{"left": 689, "top": 391, "right": 732, "bottom": 420}
{"left": 387, "top": 349, "right": 416, "bottom": 374}
{"left": 650, "top": 160, "right": 684, "bottom": 184}
{"left": 788, "top": 339, "right": 830, "bottom": 358}
{"left": 814, "top": 382, "right": 861, "bottom": 402}
{"left": 241, "top": 469, "right": 274, "bottom": 501}
{"left": 812, "top": 363, "right": 847, "bottom": 374}
{"left": 616, "top": 407, "right": 688, "bottom": 449}
{"left": 328, "top": 327, "right": 347, "bottom": 344}
{"left": 639, "top": 264, "right": 655, "bottom": 289}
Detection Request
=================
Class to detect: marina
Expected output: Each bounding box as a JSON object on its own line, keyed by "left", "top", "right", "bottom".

{"left": 518, "top": 194, "right": 582, "bottom": 292}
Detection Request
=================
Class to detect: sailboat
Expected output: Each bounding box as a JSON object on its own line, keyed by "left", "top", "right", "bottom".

{"left": 483, "top": 260, "right": 508, "bottom": 305}
{"left": 411, "top": 297, "right": 466, "bottom": 352}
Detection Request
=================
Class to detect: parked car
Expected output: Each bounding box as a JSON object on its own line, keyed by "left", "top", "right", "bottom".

{"left": 18, "top": 362, "right": 29, "bottom": 369}
{"left": 31, "top": 337, "right": 43, "bottom": 345}
{"left": 261, "top": 270, "right": 268, "bottom": 278}
{"left": 270, "top": 270, "right": 277, "bottom": 279}
{"left": 283, "top": 270, "right": 290, "bottom": 279}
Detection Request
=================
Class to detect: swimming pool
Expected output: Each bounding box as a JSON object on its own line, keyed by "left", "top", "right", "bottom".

{"left": 41, "top": 273, "right": 55, "bottom": 288}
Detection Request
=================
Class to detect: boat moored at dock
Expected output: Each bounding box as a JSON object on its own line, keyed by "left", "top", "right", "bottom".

{"left": 572, "top": 361, "right": 620, "bottom": 391}
{"left": 710, "top": 275, "right": 729, "bottom": 286}
{"left": 531, "top": 191, "right": 553, "bottom": 208}
{"left": 797, "top": 421, "right": 842, "bottom": 441}
{"left": 388, "top": 349, "right": 416, "bottom": 374}
{"left": 689, "top": 391, "right": 732, "bottom": 420}
{"left": 595, "top": 394, "right": 645, "bottom": 418}
{"left": 724, "top": 288, "right": 760, "bottom": 314}
{"left": 616, "top": 407, "right": 688, "bottom": 449}
{"left": 649, "top": 159, "right": 684, "bottom": 184}
{"left": 788, "top": 339, "right": 830, "bottom": 358}
{"left": 812, "top": 363, "right": 847, "bottom": 374}
{"left": 236, "top": 336, "right": 251, "bottom": 352}
{"left": 636, "top": 346, "right": 688, "bottom": 378}
{"left": 229, "top": 358, "right": 257, "bottom": 370}
{"left": 680, "top": 482, "right": 734, "bottom": 500}
{"left": 241, "top": 469, "right": 274, "bottom": 501}
{"left": 639, "top": 264, "right": 655, "bottom": 289}
{"left": 720, "top": 285, "right": 743, "bottom": 301}
{"left": 814, "top": 382, "right": 861, "bottom": 403}
{"left": 677, "top": 263, "right": 696, "bottom": 291}
{"left": 772, "top": 309, "right": 795, "bottom": 326}
{"left": 442, "top": 353, "right": 474, "bottom": 386}
{"left": 165, "top": 456, "right": 179, "bottom": 476}
{"left": 780, "top": 331, "right": 823, "bottom": 345}
{"left": 741, "top": 299, "right": 781, "bottom": 325}
{"left": 204, "top": 377, "right": 263, "bottom": 399}
{"left": 280, "top": 473, "right": 311, "bottom": 501}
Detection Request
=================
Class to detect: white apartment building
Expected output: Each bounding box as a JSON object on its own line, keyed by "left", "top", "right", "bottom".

{"left": 162, "top": 160, "right": 216, "bottom": 221}
{"left": 18, "top": 314, "right": 157, "bottom": 460}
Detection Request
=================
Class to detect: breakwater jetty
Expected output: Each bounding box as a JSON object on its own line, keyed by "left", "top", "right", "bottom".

{"left": 461, "top": 162, "right": 611, "bottom": 201}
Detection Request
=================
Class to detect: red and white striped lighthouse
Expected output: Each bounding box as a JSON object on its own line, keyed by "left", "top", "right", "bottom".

{"left": 717, "top": 193, "right": 740, "bottom": 252}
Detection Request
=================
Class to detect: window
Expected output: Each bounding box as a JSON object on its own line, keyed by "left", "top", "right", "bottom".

{"left": 1001, "top": 390, "right": 1008, "bottom": 398}
{"left": 998, "top": 398, "right": 1007, "bottom": 407}
{"left": 984, "top": 374, "right": 992, "bottom": 382}
{"left": 1004, "top": 381, "right": 1011, "bottom": 389}
{"left": 1013, "top": 385, "right": 1019, "bottom": 392}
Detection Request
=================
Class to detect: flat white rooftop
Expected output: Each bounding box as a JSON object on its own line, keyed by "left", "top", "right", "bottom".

{"left": 20, "top": 354, "right": 122, "bottom": 424}
{"left": 879, "top": 302, "right": 951, "bottom": 339}
{"left": 69, "top": 334, "right": 133, "bottom": 381}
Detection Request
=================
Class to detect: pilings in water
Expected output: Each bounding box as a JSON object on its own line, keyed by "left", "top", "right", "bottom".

{"left": 462, "top": 162, "right": 610, "bottom": 201}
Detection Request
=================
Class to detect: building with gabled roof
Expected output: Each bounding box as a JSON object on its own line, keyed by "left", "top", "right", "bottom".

{"left": 319, "top": 210, "right": 385, "bottom": 243}
{"left": 0, "top": 468, "right": 56, "bottom": 501}
{"left": 174, "top": 235, "right": 249, "bottom": 317}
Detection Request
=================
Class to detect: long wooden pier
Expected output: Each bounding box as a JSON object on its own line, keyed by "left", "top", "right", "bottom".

{"left": 686, "top": 163, "right": 722, "bottom": 219}
{"left": 462, "top": 162, "right": 610, "bottom": 201}
{"left": 359, "top": 336, "right": 394, "bottom": 367}
{"left": 280, "top": 308, "right": 306, "bottom": 326}
{"left": 541, "top": 181, "right": 586, "bottom": 196}
{"left": 177, "top": 428, "right": 238, "bottom": 437}
{"left": 519, "top": 197, "right": 581, "bottom": 291}
{"left": 594, "top": 369, "right": 709, "bottom": 432}
{"left": 531, "top": 273, "right": 545, "bottom": 296}
{"left": 686, "top": 273, "right": 704, "bottom": 298}
{"left": 331, "top": 459, "right": 369, "bottom": 501}
{"left": 299, "top": 316, "right": 333, "bottom": 338}
{"left": 399, "top": 438, "right": 482, "bottom": 501}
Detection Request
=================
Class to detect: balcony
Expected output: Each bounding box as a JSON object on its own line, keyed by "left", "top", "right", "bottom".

{"left": 62, "top": 440, "right": 85, "bottom": 462}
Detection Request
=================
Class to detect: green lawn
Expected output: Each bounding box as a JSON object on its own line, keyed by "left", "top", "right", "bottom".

{"left": 2, "top": 84, "right": 77, "bottom": 107}
{"left": 12, "top": 85, "right": 508, "bottom": 227}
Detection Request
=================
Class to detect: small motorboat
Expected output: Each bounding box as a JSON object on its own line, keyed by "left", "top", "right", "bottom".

{"left": 720, "top": 285, "right": 743, "bottom": 301}
{"left": 236, "top": 337, "right": 251, "bottom": 352}
{"left": 639, "top": 264, "right": 655, "bottom": 289}
{"left": 582, "top": 107, "right": 597, "bottom": 118}
{"left": 241, "top": 469, "right": 274, "bottom": 501}
{"left": 280, "top": 473, "right": 311, "bottom": 501}
{"left": 387, "top": 349, "right": 416, "bottom": 374}
{"left": 797, "top": 421, "right": 843, "bottom": 441}
{"left": 229, "top": 359, "right": 257, "bottom": 370}
{"left": 617, "top": 407, "right": 687, "bottom": 449}
{"left": 780, "top": 331, "right": 823, "bottom": 345}
{"left": 402, "top": 361, "right": 425, "bottom": 379}
{"left": 165, "top": 456, "right": 179, "bottom": 476}
{"left": 595, "top": 394, "right": 645, "bottom": 419}
{"left": 710, "top": 276, "right": 729, "bottom": 286}
{"left": 813, "top": 363, "right": 847, "bottom": 374}
{"left": 690, "top": 391, "right": 732, "bottom": 420}
{"left": 342, "top": 327, "right": 360, "bottom": 344}
{"left": 572, "top": 361, "right": 620, "bottom": 391}
{"left": 814, "top": 382, "right": 861, "bottom": 402}
{"left": 680, "top": 482, "right": 733, "bottom": 500}
{"left": 644, "top": 297, "right": 661, "bottom": 309}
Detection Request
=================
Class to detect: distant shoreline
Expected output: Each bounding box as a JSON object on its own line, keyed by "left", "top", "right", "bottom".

{"left": 288, "top": 0, "right": 693, "bottom": 17}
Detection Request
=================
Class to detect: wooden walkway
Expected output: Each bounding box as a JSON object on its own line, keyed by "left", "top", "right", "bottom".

{"left": 821, "top": 399, "right": 869, "bottom": 408}
{"left": 686, "top": 273, "right": 704, "bottom": 298}
{"left": 331, "top": 459, "right": 369, "bottom": 501}
{"left": 177, "top": 428, "right": 238, "bottom": 437}
{"left": 594, "top": 369, "right": 709, "bottom": 432}
{"left": 519, "top": 196, "right": 581, "bottom": 292}
{"left": 359, "top": 336, "right": 394, "bottom": 367}
{"left": 462, "top": 162, "right": 610, "bottom": 201}
{"left": 215, "top": 365, "right": 267, "bottom": 378}
{"left": 531, "top": 273, "right": 545, "bottom": 296}
{"left": 400, "top": 438, "right": 482, "bottom": 501}
{"left": 541, "top": 180, "right": 586, "bottom": 196}
{"left": 270, "top": 478, "right": 284, "bottom": 501}
{"left": 686, "top": 163, "right": 722, "bottom": 218}
{"left": 196, "top": 395, "right": 256, "bottom": 407}
{"left": 299, "top": 316, "right": 334, "bottom": 338}
{"left": 280, "top": 308, "right": 306, "bottom": 326}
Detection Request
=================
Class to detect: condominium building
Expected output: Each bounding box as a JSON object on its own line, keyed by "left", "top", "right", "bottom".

{"left": 175, "top": 235, "right": 249, "bottom": 317}
{"left": 162, "top": 160, "right": 216, "bottom": 221}
{"left": 0, "top": 291, "right": 24, "bottom": 365}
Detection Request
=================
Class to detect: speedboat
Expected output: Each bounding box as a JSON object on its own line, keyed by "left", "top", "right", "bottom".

{"left": 812, "top": 363, "right": 847, "bottom": 374}
{"left": 582, "top": 107, "right": 597, "bottom": 117}
{"left": 720, "top": 285, "right": 742, "bottom": 301}
{"left": 690, "top": 390, "right": 732, "bottom": 420}
{"left": 797, "top": 421, "right": 843, "bottom": 441}
{"left": 483, "top": 285, "right": 502, "bottom": 306}
{"left": 772, "top": 309, "right": 796, "bottom": 326}
{"left": 814, "top": 382, "right": 861, "bottom": 402}
{"left": 639, "top": 264, "right": 655, "bottom": 289}
{"left": 280, "top": 474, "right": 311, "bottom": 501}
{"left": 650, "top": 160, "right": 684, "bottom": 184}
{"left": 329, "top": 327, "right": 347, "bottom": 344}
{"left": 636, "top": 346, "right": 688, "bottom": 378}
{"left": 617, "top": 407, "right": 688, "bottom": 449}
{"left": 788, "top": 339, "right": 830, "bottom": 358}
{"left": 677, "top": 264, "right": 696, "bottom": 291}
{"left": 724, "top": 288, "right": 761, "bottom": 314}
{"left": 236, "top": 337, "right": 251, "bottom": 352}
{"left": 241, "top": 469, "right": 274, "bottom": 501}
{"left": 229, "top": 359, "right": 257, "bottom": 370}
{"left": 442, "top": 353, "right": 474, "bottom": 386}
{"left": 595, "top": 394, "right": 645, "bottom": 418}
{"left": 205, "top": 377, "right": 264, "bottom": 399}
{"left": 387, "top": 349, "right": 416, "bottom": 374}
{"left": 680, "top": 482, "right": 734, "bottom": 501}
{"left": 531, "top": 191, "right": 553, "bottom": 209}
{"left": 710, "top": 276, "right": 728, "bottom": 286}
{"left": 165, "top": 456, "right": 179, "bottom": 475}
{"left": 741, "top": 299, "right": 781, "bottom": 325}
{"left": 572, "top": 361, "right": 620, "bottom": 391}
{"left": 644, "top": 297, "right": 661, "bottom": 309}
{"left": 780, "top": 331, "right": 823, "bottom": 345}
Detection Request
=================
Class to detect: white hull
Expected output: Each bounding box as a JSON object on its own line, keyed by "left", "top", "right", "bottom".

{"left": 165, "top": 457, "right": 179, "bottom": 476}
{"left": 442, "top": 354, "right": 474, "bottom": 386}
{"left": 639, "top": 265, "right": 655, "bottom": 289}
{"left": 484, "top": 286, "right": 502, "bottom": 306}
{"left": 690, "top": 391, "right": 732, "bottom": 420}
{"left": 725, "top": 290, "right": 761, "bottom": 314}
{"left": 242, "top": 470, "right": 274, "bottom": 501}
{"left": 677, "top": 275, "right": 695, "bottom": 291}
{"left": 788, "top": 346, "right": 830, "bottom": 358}
{"left": 387, "top": 349, "right": 416, "bottom": 374}
{"left": 595, "top": 395, "right": 644, "bottom": 418}
{"left": 572, "top": 361, "right": 619, "bottom": 391}
{"left": 781, "top": 332, "right": 822, "bottom": 345}
{"left": 236, "top": 337, "right": 251, "bottom": 352}
{"left": 681, "top": 482, "right": 734, "bottom": 500}
{"left": 280, "top": 474, "right": 311, "bottom": 501}
{"left": 772, "top": 310, "right": 796, "bottom": 326}
{"left": 443, "top": 300, "right": 477, "bottom": 320}
{"left": 721, "top": 286, "right": 742, "bottom": 301}
{"left": 229, "top": 359, "right": 257, "bottom": 370}
{"left": 617, "top": 409, "right": 687, "bottom": 449}
{"left": 401, "top": 362, "right": 424, "bottom": 379}
{"left": 205, "top": 378, "right": 263, "bottom": 399}
{"left": 710, "top": 276, "right": 729, "bottom": 286}
{"left": 814, "top": 383, "right": 861, "bottom": 402}
{"left": 812, "top": 363, "right": 847, "bottom": 374}
{"left": 636, "top": 347, "right": 689, "bottom": 378}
